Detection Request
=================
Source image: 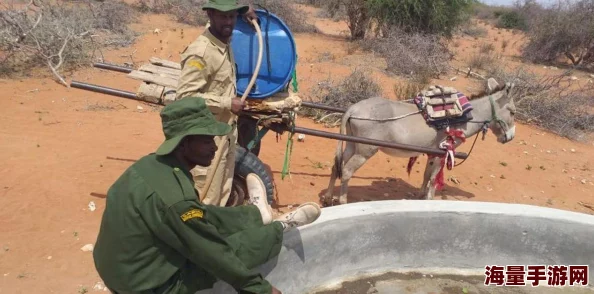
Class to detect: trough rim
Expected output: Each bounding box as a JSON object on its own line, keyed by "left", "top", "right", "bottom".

{"left": 300, "top": 200, "right": 594, "bottom": 229}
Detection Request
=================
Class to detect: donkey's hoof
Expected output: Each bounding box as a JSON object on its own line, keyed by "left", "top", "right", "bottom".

{"left": 321, "top": 196, "right": 334, "bottom": 207}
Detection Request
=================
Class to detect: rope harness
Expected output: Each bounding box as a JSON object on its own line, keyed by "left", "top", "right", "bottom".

{"left": 428, "top": 95, "right": 510, "bottom": 190}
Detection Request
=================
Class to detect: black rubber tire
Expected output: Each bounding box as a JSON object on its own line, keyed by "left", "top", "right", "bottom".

{"left": 229, "top": 145, "right": 275, "bottom": 206}
{"left": 226, "top": 175, "right": 247, "bottom": 207}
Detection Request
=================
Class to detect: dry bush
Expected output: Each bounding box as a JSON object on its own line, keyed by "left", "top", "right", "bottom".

{"left": 359, "top": 27, "right": 452, "bottom": 81}
{"left": 298, "top": 68, "right": 381, "bottom": 126}
{"left": 471, "top": 2, "right": 503, "bottom": 20}
{"left": 484, "top": 64, "right": 594, "bottom": 141}
{"left": 479, "top": 42, "right": 495, "bottom": 54}
{"left": 295, "top": 0, "right": 326, "bottom": 7}
{"left": 134, "top": 0, "right": 208, "bottom": 26}
{"left": 0, "top": 0, "right": 137, "bottom": 84}
{"left": 501, "top": 39, "right": 509, "bottom": 51}
{"left": 295, "top": 0, "right": 345, "bottom": 21}
{"left": 393, "top": 77, "right": 429, "bottom": 101}
{"left": 459, "top": 23, "right": 488, "bottom": 38}
{"left": 135, "top": 0, "right": 317, "bottom": 33}
{"left": 251, "top": 0, "right": 318, "bottom": 33}
{"left": 521, "top": 0, "right": 593, "bottom": 69}
{"left": 467, "top": 52, "right": 496, "bottom": 71}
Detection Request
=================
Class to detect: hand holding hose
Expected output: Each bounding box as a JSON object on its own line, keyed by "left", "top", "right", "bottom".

{"left": 231, "top": 98, "right": 245, "bottom": 115}
{"left": 242, "top": 5, "right": 259, "bottom": 26}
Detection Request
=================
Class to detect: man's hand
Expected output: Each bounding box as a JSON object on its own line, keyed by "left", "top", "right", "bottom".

{"left": 271, "top": 286, "right": 283, "bottom": 294}
{"left": 242, "top": 5, "right": 259, "bottom": 26}
{"left": 231, "top": 97, "right": 246, "bottom": 114}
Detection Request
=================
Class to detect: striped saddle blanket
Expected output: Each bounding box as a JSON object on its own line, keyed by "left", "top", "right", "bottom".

{"left": 412, "top": 86, "right": 473, "bottom": 130}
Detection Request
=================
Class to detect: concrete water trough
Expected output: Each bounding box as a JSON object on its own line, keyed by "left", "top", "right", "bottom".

{"left": 209, "top": 200, "right": 594, "bottom": 293}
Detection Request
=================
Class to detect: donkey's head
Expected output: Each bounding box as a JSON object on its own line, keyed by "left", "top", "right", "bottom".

{"left": 484, "top": 78, "right": 517, "bottom": 144}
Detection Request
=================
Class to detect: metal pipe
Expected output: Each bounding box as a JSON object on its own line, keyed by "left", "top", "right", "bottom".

{"left": 69, "top": 81, "right": 468, "bottom": 159}
{"left": 292, "top": 126, "right": 468, "bottom": 159}
{"left": 90, "top": 64, "right": 349, "bottom": 114}
{"left": 93, "top": 62, "right": 133, "bottom": 73}
{"left": 300, "top": 101, "right": 346, "bottom": 113}
{"left": 70, "top": 81, "right": 144, "bottom": 101}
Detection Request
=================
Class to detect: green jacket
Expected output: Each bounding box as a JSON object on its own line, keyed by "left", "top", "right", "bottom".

{"left": 93, "top": 153, "right": 271, "bottom": 294}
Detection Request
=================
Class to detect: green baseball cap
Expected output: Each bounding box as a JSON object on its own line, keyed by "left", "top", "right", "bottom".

{"left": 156, "top": 97, "right": 232, "bottom": 155}
{"left": 202, "top": 0, "right": 249, "bottom": 14}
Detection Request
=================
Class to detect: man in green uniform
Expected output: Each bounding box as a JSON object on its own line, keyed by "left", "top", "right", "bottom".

{"left": 92, "top": 97, "right": 322, "bottom": 294}
{"left": 175, "top": 0, "right": 260, "bottom": 207}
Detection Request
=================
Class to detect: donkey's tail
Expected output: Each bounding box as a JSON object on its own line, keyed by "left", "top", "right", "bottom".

{"left": 334, "top": 108, "right": 352, "bottom": 179}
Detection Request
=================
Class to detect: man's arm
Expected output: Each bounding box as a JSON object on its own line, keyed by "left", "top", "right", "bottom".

{"left": 177, "top": 55, "right": 234, "bottom": 116}
{"left": 159, "top": 200, "right": 273, "bottom": 294}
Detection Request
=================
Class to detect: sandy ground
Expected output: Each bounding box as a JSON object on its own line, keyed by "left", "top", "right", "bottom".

{"left": 0, "top": 4, "right": 593, "bottom": 294}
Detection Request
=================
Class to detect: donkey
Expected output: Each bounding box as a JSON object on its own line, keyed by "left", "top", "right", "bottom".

{"left": 323, "top": 78, "right": 517, "bottom": 206}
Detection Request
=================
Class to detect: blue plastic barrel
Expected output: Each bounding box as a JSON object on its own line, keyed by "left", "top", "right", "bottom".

{"left": 231, "top": 9, "right": 297, "bottom": 99}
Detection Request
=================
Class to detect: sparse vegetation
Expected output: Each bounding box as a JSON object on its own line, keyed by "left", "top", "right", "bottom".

{"left": 459, "top": 24, "right": 488, "bottom": 38}
{"left": 135, "top": 0, "right": 208, "bottom": 26}
{"left": 246, "top": 0, "right": 318, "bottom": 33}
{"left": 496, "top": 10, "right": 527, "bottom": 31}
{"left": 366, "top": 0, "right": 475, "bottom": 38}
{"left": 479, "top": 42, "right": 495, "bottom": 54}
{"left": 0, "top": 0, "right": 137, "bottom": 84}
{"left": 501, "top": 39, "right": 509, "bottom": 51}
{"left": 309, "top": 0, "right": 474, "bottom": 40}
{"left": 521, "top": 0, "right": 594, "bottom": 69}
{"left": 393, "top": 77, "right": 429, "bottom": 100}
{"left": 299, "top": 68, "right": 381, "bottom": 125}
{"left": 359, "top": 27, "right": 452, "bottom": 81}
{"left": 483, "top": 64, "right": 594, "bottom": 141}
{"left": 467, "top": 52, "right": 496, "bottom": 70}
{"left": 135, "top": 0, "right": 317, "bottom": 33}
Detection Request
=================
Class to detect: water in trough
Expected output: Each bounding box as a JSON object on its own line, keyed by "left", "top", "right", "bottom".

{"left": 310, "top": 271, "right": 594, "bottom": 294}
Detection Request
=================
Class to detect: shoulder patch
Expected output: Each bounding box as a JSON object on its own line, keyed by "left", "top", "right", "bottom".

{"left": 187, "top": 59, "right": 206, "bottom": 70}
{"left": 180, "top": 208, "right": 204, "bottom": 222}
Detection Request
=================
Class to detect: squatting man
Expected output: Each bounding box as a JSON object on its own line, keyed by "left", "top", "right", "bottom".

{"left": 92, "top": 97, "right": 322, "bottom": 294}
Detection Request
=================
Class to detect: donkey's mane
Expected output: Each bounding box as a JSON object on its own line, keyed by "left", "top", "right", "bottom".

{"left": 467, "top": 82, "right": 507, "bottom": 100}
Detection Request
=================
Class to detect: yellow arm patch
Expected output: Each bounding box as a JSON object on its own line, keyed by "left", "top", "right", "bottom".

{"left": 180, "top": 208, "right": 204, "bottom": 222}
{"left": 187, "top": 59, "right": 205, "bottom": 70}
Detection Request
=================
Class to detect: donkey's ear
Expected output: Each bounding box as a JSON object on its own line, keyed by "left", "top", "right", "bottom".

{"left": 487, "top": 78, "right": 499, "bottom": 93}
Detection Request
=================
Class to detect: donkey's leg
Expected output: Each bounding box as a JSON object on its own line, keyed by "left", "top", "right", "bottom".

{"left": 322, "top": 163, "right": 337, "bottom": 204}
{"left": 323, "top": 155, "right": 340, "bottom": 206}
{"left": 322, "top": 141, "right": 355, "bottom": 206}
{"left": 420, "top": 156, "right": 442, "bottom": 200}
{"left": 338, "top": 144, "right": 378, "bottom": 205}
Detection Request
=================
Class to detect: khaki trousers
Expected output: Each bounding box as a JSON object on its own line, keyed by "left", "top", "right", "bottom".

{"left": 191, "top": 122, "right": 238, "bottom": 207}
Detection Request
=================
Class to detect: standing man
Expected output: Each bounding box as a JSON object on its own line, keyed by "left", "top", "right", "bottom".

{"left": 176, "top": 0, "right": 259, "bottom": 207}
{"left": 93, "top": 97, "right": 322, "bottom": 294}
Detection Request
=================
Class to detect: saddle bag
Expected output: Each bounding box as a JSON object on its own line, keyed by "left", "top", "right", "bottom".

{"left": 420, "top": 86, "right": 465, "bottom": 119}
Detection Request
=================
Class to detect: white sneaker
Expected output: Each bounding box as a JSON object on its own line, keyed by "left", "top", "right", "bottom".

{"left": 275, "top": 202, "right": 322, "bottom": 232}
{"left": 246, "top": 173, "right": 273, "bottom": 225}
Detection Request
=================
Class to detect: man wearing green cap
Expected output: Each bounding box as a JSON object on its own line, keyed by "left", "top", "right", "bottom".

{"left": 175, "top": 0, "right": 260, "bottom": 208}
{"left": 93, "top": 97, "right": 322, "bottom": 294}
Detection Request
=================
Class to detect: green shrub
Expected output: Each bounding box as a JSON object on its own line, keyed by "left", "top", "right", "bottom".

{"left": 496, "top": 10, "right": 527, "bottom": 31}
{"left": 366, "top": 0, "right": 475, "bottom": 38}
